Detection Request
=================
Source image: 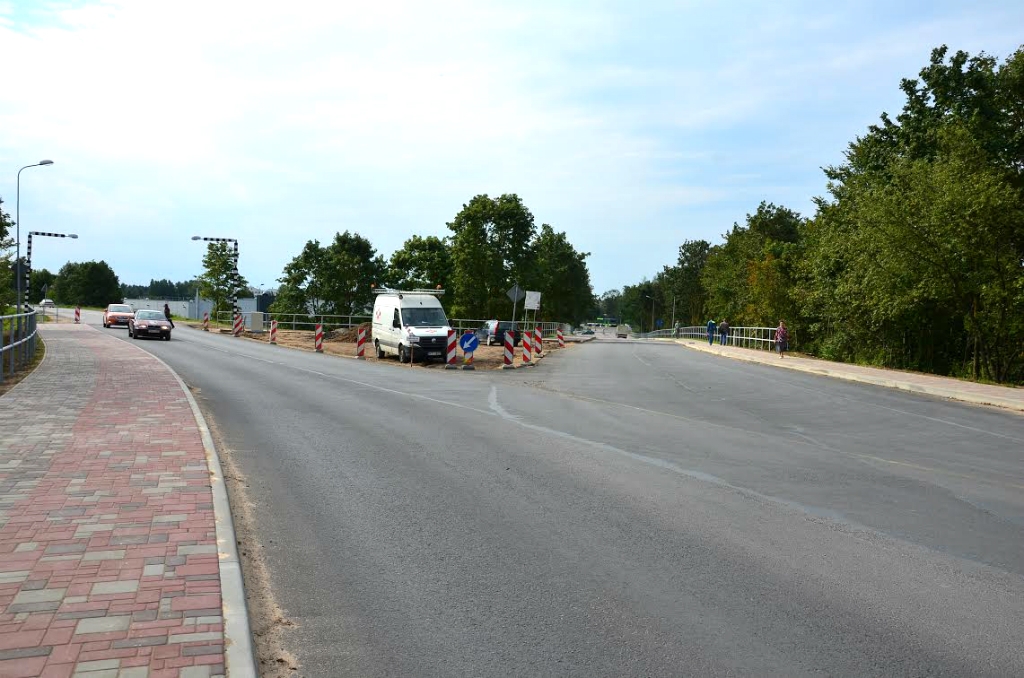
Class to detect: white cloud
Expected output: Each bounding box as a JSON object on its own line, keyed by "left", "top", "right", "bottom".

{"left": 0, "top": 0, "right": 1021, "bottom": 294}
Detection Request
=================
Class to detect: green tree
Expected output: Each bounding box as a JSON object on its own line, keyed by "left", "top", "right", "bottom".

{"left": 277, "top": 231, "right": 385, "bottom": 317}
{"left": 387, "top": 235, "right": 451, "bottom": 291}
{"left": 197, "top": 242, "right": 247, "bottom": 317}
{"left": 447, "top": 194, "right": 537, "bottom": 318}
{"left": 0, "top": 197, "right": 14, "bottom": 311}
{"left": 30, "top": 268, "right": 56, "bottom": 302}
{"left": 51, "top": 261, "right": 121, "bottom": 306}
{"left": 701, "top": 202, "right": 803, "bottom": 328}
{"left": 803, "top": 46, "right": 1024, "bottom": 382}
{"left": 524, "top": 225, "right": 594, "bottom": 324}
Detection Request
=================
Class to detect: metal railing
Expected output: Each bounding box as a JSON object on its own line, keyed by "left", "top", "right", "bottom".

{"left": 212, "top": 312, "right": 571, "bottom": 337}
{"left": 1, "top": 309, "right": 39, "bottom": 383}
{"left": 639, "top": 325, "right": 783, "bottom": 350}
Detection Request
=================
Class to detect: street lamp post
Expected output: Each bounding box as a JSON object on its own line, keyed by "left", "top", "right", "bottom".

{"left": 643, "top": 294, "right": 655, "bottom": 336}
{"left": 191, "top": 236, "right": 240, "bottom": 336}
{"left": 26, "top": 231, "right": 78, "bottom": 309}
{"left": 16, "top": 160, "right": 54, "bottom": 312}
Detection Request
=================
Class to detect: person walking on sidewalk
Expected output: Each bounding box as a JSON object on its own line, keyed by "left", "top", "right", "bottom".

{"left": 706, "top": 318, "right": 717, "bottom": 345}
{"left": 775, "top": 320, "right": 788, "bottom": 358}
{"left": 719, "top": 319, "right": 730, "bottom": 346}
{"left": 163, "top": 303, "right": 175, "bottom": 329}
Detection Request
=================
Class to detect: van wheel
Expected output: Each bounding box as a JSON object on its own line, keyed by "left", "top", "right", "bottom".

{"left": 399, "top": 344, "right": 410, "bottom": 363}
{"left": 375, "top": 340, "right": 385, "bottom": 359}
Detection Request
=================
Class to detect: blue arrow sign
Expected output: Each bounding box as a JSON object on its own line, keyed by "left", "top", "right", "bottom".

{"left": 459, "top": 333, "right": 479, "bottom": 353}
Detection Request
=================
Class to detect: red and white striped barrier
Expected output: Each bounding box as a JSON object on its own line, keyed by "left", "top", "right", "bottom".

{"left": 445, "top": 329, "right": 457, "bottom": 369}
{"left": 314, "top": 323, "right": 324, "bottom": 353}
{"left": 534, "top": 326, "right": 542, "bottom": 355}
{"left": 233, "top": 313, "right": 243, "bottom": 337}
{"left": 357, "top": 326, "right": 366, "bottom": 359}
{"left": 502, "top": 331, "right": 515, "bottom": 369}
{"left": 522, "top": 331, "right": 532, "bottom": 365}
{"left": 270, "top": 319, "right": 278, "bottom": 344}
{"left": 203, "top": 312, "right": 209, "bottom": 331}
{"left": 74, "top": 307, "right": 80, "bottom": 324}
{"left": 557, "top": 328, "right": 564, "bottom": 348}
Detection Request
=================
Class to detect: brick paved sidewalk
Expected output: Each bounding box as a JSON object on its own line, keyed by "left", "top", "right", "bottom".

{"left": 0, "top": 326, "right": 246, "bottom": 678}
{"left": 675, "top": 338, "right": 1024, "bottom": 412}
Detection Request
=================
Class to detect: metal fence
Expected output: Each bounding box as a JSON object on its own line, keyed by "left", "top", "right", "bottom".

{"left": 639, "top": 325, "right": 783, "bottom": 350}
{"left": 213, "top": 312, "right": 571, "bottom": 337}
{"left": 1, "top": 310, "right": 39, "bottom": 383}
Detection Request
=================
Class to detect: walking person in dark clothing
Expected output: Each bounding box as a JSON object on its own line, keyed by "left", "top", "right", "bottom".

{"left": 706, "top": 319, "right": 716, "bottom": 345}
{"left": 775, "top": 320, "right": 788, "bottom": 358}
{"left": 163, "top": 303, "right": 175, "bottom": 329}
{"left": 719, "top": 319, "right": 730, "bottom": 346}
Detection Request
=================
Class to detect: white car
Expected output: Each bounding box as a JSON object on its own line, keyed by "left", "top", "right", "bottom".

{"left": 39, "top": 299, "right": 55, "bottom": 308}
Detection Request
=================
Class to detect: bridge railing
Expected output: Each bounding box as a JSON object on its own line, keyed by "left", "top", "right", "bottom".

{"left": 639, "top": 325, "right": 781, "bottom": 350}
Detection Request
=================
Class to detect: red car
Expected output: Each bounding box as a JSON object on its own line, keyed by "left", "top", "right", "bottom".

{"left": 103, "top": 304, "right": 134, "bottom": 328}
{"left": 128, "top": 309, "right": 172, "bottom": 341}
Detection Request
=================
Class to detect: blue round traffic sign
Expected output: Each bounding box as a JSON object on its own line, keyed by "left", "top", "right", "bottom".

{"left": 459, "top": 333, "right": 479, "bottom": 353}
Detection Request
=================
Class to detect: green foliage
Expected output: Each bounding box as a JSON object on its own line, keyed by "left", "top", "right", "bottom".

{"left": 51, "top": 261, "right": 121, "bottom": 306}
{"left": 197, "top": 243, "right": 248, "bottom": 317}
{"left": 445, "top": 193, "right": 594, "bottom": 321}
{"left": 0, "top": 197, "right": 13, "bottom": 312}
{"left": 700, "top": 202, "right": 803, "bottom": 328}
{"left": 277, "top": 231, "right": 385, "bottom": 317}
{"left": 523, "top": 225, "right": 594, "bottom": 324}
{"left": 610, "top": 45, "right": 1024, "bottom": 383}
{"left": 387, "top": 235, "right": 451, "bottom": 292}
{"left": 448, "top": 194, "right": 538, "bottom": 318}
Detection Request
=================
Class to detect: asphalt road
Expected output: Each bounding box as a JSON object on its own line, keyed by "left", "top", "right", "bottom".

{"left": 87, "top": 315, "right": 1024, "bottom": 677}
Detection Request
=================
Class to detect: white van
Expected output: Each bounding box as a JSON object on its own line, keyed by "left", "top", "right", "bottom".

{"left": 372, "top": 289, "right": 453, "bottom": 363}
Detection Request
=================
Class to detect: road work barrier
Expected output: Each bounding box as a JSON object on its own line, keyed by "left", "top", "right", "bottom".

{"left": 557, "top": 328, "right": 564, "bottom": 348}
{"left": 357, "top": 327, "right": 366, "bottom": 359}
{"left": 203, "top": 312, "right": 209, "bottom": 331}
{"left": 502, "top": 331, "right": 515, "bottom": 369}
{"left": 535, "top": 326, "right": 543, "bottom": 355}
{"left": 74, "top": 307, "right": 80, "bottom": 324}
{"left": 315, "top": 324, "right": 324, "bottom": 353}
{"left": 232, "top": 313, "right": 243, "bottom": 337}
{"left": 270, "top": 319, "right": 278, "bottom": 344}
{"left": 446, "top": 329, "right": 457, "bottom": 369}
{"left": 522, "top": 332, "right": 532, "bottom": 365}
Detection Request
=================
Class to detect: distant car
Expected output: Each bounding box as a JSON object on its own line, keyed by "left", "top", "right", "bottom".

{"left": 616, "top": 324, "right": 629, "bottom": 339}
{"left": 103, "top": 304, "right": 134, "bottom": 328}
{"left": 38, "top": 299, "right": 55, "bottom": 308}
{"left": 128, "top": 309, "right": 172, "bottom": 341}
{"left": 475, "top": 320, "right": 521, "bottom": 346}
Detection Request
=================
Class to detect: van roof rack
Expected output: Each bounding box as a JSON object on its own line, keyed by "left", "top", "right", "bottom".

{"left": 372, "top": 287, "right": 445, "bottom": 296}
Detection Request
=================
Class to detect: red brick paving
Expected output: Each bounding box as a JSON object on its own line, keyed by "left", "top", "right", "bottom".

{"left": 1, "top": 325, "right": 226, "bottom": 678}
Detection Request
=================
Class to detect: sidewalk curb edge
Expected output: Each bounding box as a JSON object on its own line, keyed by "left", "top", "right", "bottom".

{"left": 163, "top": 360, "right": 260, "bottom": 677}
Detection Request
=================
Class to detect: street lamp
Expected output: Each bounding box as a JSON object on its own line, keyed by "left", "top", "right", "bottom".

{"left": 25, "top": 231, "right": 78, "bottom": 307}
{"left": 191, "top": 235, "right": 240, "bottom": 335}
{"left": 16, "top": 160, "right": 54, "bottom": 312}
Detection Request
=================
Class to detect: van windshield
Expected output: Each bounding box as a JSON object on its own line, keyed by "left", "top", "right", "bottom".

{"left": 402, "top": 307, "right": 448, "bottom": 327}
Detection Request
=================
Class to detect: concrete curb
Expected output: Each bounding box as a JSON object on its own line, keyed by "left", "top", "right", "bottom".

{"left": 673, "top": 339, "right": 1024, "bottom": 413}
{"left": 165, "top": 363, "right": 260, "bottom": 677}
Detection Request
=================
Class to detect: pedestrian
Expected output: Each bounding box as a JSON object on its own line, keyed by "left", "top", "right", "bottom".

{"left": 163, "top": 303, "right": 175, "bottom": 329}
{"left": 775, "top": 319, "right": 788, "bottom": 358}
{"left": 719, "top": 319, "right": 730, "bottom": 346}
{"left": 706, "top": 318, "right": 716, "bottom": 345}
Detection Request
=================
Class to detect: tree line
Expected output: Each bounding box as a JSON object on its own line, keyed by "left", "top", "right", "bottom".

{"left": 263, "top": 193, "right": 595, "bottom": 324}
{"left": 600, "top": 45, "right": 1024, "bottom": 384}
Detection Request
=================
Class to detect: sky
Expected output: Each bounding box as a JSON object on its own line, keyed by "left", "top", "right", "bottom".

{"left": 1, "top": 0, "right": 1021, "bottom": 297}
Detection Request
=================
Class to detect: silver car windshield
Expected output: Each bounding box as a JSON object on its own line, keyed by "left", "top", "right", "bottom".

{"left": 135, "top": 311, "right": 164, "bottom": 320}
{"left": 402, "top": 307, "right": 448, "bottom": 327}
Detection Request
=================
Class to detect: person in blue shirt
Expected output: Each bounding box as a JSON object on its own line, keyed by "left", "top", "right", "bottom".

{"left": 706, "top": 319, "right": 716, "bottom": 345}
